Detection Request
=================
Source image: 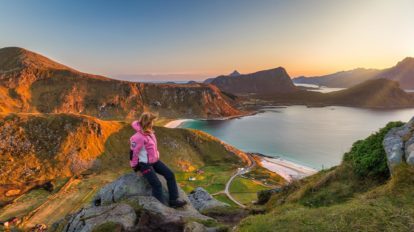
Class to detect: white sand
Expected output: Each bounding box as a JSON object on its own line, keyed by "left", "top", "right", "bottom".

{"left": 259, "top": 157, "right": 317, "bottom": 182}
{"left": 163, "top": 119, "right": 191, "bottom": 128}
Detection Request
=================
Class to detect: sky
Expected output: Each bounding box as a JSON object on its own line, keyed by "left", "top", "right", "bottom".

{"left": 0, "top": 0, "right": 413, "bottom": 81}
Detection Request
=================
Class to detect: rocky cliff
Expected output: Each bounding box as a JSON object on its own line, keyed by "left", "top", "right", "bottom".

{"left": 208, "top": 67, "right": 297, "bottom": 95}
{"left": 0, "top": 47, "right": 242, "bottom": 119}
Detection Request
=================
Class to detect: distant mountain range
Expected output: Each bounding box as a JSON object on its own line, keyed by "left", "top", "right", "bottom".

{"left": 203, "top": 63, "right": 414, "bottom": 108}
{"left": 204, "top": 67, "right": 297, "bottom": 95}
{"left": 257, "top": 78, "right": 414, "bottom": 109}
{"left": 293, "top": 57, "right": 414, "bottom": 89}
{"left": 0, "top": 47, "right": 242, "bottom": 119}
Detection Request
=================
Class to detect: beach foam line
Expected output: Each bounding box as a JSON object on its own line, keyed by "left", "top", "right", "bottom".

{"left": 259, "top": 157, "right": 317, "bottom": 182}
{"left": 164, "top": 119, "right": 191, "bottom": 128}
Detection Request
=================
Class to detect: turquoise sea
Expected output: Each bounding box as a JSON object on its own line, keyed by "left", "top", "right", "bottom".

{"left": 180, "top": 105, "right": 414, "bottom": 170}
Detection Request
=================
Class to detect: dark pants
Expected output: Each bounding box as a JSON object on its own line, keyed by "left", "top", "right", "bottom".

{"left": 139, "top": 160, "right": 179, "bottom": 204}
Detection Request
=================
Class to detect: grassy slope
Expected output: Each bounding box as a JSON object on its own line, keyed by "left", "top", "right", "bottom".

{"left": 238, "top": 165, "right": 414, "bottom": 232}
{"left": 237, "top": 122, "right": 414, "bottom": 232}
{"left": 0, "top": 113, "right": 251, "bottom": 229}
{"left": 230, "top": 177, "right": 271, "bottom": 205}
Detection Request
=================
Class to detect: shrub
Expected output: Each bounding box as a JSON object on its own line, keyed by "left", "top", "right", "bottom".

{"left": 343, "top": 121, "right": 404, "bottom": 179}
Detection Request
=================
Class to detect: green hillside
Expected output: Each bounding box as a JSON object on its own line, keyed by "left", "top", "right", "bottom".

{"left": 0, "top": 113, "right": 251, "bottom": 229}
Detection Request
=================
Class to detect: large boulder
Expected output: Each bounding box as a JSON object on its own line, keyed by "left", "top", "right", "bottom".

{"left": 405, "top": 136, "right": 414, "bottom": 165}
{"left": 55, "top": 172, "right": 213, "bottom": 232}
{"left": 383, "top": 127, "right": 405, "bottom": 169}
{"left": 93, "top": 172, "right": 155, "bottom": 205}
{"left": 383, "top": 117, "right": 414, "bottom": 173}
{"left": 61, "top": 203, "right": 137, "bottom": 232}
{"left": 188, "top": 187, "right": 229, "bottom": 212}
{"left": 184, "top": 221, "right": 208, "bottom": 232}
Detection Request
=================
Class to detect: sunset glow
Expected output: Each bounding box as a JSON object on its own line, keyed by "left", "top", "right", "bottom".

{"left": 0, "top": 0, "right": 413, "bottom": 80}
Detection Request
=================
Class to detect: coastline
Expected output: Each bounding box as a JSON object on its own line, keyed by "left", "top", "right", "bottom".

{"left": 164, "top": 114, "right": 319, "bottom": 182}
{"left": 163, "top": 111, "right": 255, "bottom": 128}
{"left": 253, "top": 154, "right": 317, "bottom": 182}
{"left": 163, "top": 119, "right": 192, "bottom": 128}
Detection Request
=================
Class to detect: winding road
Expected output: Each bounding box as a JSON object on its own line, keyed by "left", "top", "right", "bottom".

{"left": 224, "top": 153, "right": 256, "bottom": 208}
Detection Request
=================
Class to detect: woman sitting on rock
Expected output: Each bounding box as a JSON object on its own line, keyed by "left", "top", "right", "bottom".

{"left": 129, "top": 112, "right": 187, "bottom": 208}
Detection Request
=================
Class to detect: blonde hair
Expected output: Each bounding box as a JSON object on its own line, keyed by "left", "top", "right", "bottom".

{"left": 139, "top": 112, "right": 158, "bottom": 133}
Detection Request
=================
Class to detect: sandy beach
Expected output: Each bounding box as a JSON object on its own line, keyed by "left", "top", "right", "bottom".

{"left": 164, "top": 118, "right": 318, "bottom": 182}
{"left": 257, "top": 156, "right": 317, "bottom": 182}
{"left": 163, "top": 119, "right": 191, "bottom": 128}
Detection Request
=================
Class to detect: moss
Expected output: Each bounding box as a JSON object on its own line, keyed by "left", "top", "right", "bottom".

{"left": 91, "top": 222, "right": 123, "bottom": 232}
{"left": 201, "top": 206, "right": 246, "bottom": 217}
{"left": 190, "top": 218, "right": 228, "bottom": 231}
{"left": 119, "top": 199, "right": 143, "bottom": 215}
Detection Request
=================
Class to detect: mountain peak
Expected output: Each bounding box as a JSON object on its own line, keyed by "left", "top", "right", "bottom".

{"left": 229, "top": 70, "right": 241, "bottom": 77}
{"left": 396, "top": 57, "right": 414, "bottom": 67}
{"left": 0, "top": 46, "right": 71, "bottom": 72}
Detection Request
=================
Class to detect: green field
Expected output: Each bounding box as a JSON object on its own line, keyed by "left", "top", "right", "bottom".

{"left": 176, "top": 165, "right": 235, "bottom": 194}
{"left": 212, "top": 193, "right": 238, "bottom": 207}
{"left": 230, "top": 177, "right": 272, "bottom": 205}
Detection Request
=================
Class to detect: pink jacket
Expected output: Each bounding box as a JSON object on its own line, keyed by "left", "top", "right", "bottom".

{"left": 129, "top": 121, "right": 160, "bottom": 167}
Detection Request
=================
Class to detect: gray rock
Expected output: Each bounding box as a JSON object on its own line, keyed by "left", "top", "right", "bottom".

{"left": 405, "top": 136, "right": 414, "bottom": 161}
{"left": 383, "top": 131, "right": 405, "bottom": 171}
{"left": 63, "top": 203, "right": 137, "bottom": 232}
{"left": 93, "top": 173, "right": 198, "bottom": 208}
{"left": 383, "top": 119, "right": 414, "bottom": 173}
{"left": 184, "top": 221, "right": 208, "bottom": 232}
{"left": 56, "top": 172, "right": 215, "bottom": 232}
{"left": 94, "top": 172, "right": 154, "bottom": 205}
{"left": 406, "top": 151, "right": 414, "bottom": 165}
{"left": 134, "top": 195, "right": 211, "bottom": 224}
{"left": 188, "top": 187, "right": 229, "bottom": 212}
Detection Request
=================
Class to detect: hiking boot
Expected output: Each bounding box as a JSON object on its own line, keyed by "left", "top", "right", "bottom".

{"left": 169, "top": 199, "right": 187, "bottom": 208}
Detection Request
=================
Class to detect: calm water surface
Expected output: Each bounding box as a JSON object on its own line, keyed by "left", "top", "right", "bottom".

{"left": 180, "top": 106, "right": 414, "bottom": 170}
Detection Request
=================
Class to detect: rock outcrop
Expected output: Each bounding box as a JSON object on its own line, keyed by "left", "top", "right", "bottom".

{"left": 0, "top": 113, "right": 120, "bottom": 201}
{"left": 383, "top": 117, "right": 414, "bottom": 173}
{"left": 60, "top": 203, "right": 137, "bottom": 232}
{"left": 188, "top": 187, "right": 229, "bottom": 212}
{"left": 54, "top": 173, "right": 214, "bottom": 232}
